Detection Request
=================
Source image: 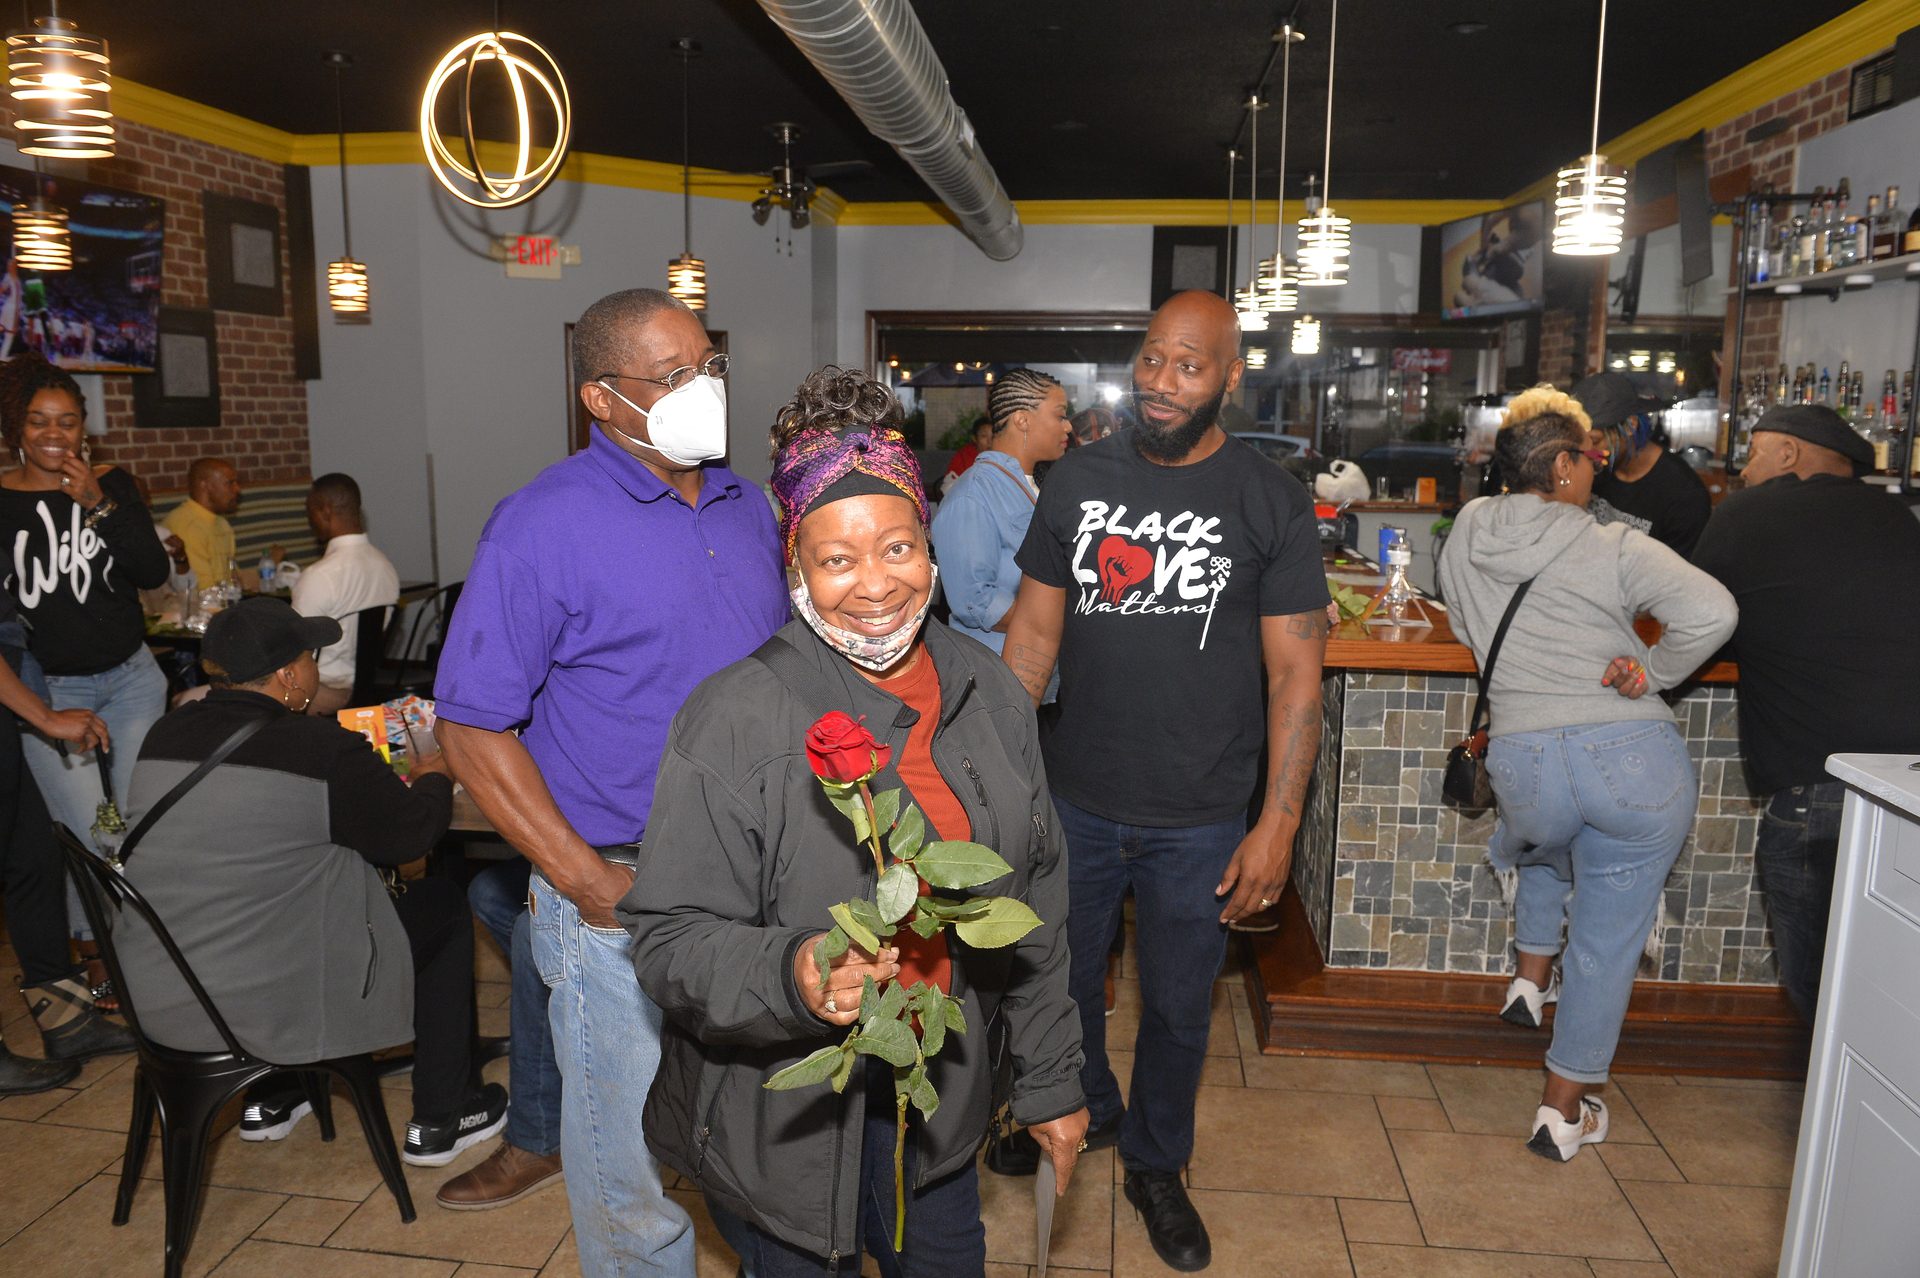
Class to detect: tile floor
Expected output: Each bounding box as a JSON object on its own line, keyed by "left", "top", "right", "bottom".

{"left": 0, "top": 930, "right": 1806, "bottom": 1278}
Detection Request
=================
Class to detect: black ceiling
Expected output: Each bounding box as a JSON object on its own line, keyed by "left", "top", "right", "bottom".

{"left": 77, "top": 0, "right": 1864, "bottom": 202}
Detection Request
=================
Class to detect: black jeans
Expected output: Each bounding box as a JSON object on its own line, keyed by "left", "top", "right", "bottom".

{"left": 390, "top": 875, "right": 477, "bottom": 1122}
{"left": 1753, "top": 782, "right": 1846, "bottom": 1024}
{"left": 0, "top": 718, "right": 75, "bottom": 987}
{"left": 744, "top": 1059, "right": 987, "bottom": 1277}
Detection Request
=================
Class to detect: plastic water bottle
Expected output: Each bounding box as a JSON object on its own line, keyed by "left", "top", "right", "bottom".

{"left": 1383, "top": 529, "right": 1415, "bottom": 622}
{"left": 258, "top": 553, "right": 277, "bottom": 593}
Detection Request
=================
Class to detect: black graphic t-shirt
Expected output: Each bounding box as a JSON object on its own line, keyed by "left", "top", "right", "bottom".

{"left": 1016, "top": 431, "right": 1328, "bottom": 826}
{"left": 0, "top": 467, "right": 170, "bottom": 675}
{"left": 1590, "top": 448, "right": 1711, "bottom": 559}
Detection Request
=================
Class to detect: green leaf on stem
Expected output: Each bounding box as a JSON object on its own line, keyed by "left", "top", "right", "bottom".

{"left": 907, "top": 908, "right": 943, "bottom": 939}
{"left": 829, "top": 902, "right": 878, "bottom": 954}
{"left": 829, "top": 1044, "right": 856, "bottom": 1092}
{"left": 858, "top": 975, "right": 880, "bottom": 1023}
{"left": 872, "top": 787, "right": 903, "bottom": 836}
{"left": 943, "top": 998, "right": 967, "bottom": 1034}
{"left": 892, "top": 805, "right": 927, "bottom": 861}
{"left": 823, "top": 785, "right": 872, "bottom": 845}
{"left": 875, "top": 863, "right": 919, "bottom": 925}
{"left": 920, "top": 895, "right": 989, "bottom": 921}
{"left": 921, "top": 999, "right": 947, "bottom": 1058}
{"left": 875, "top": 979, "right": 910, "bottom": 1024}
{"left": 953, "top": 896, "right": 1043, "bottom": 948}
{"left": 765, "top": 1043, "right": 849, "bottom": 1090}
{"left": 915, "top": 841, "right": 1013, "bottom": 890}
{"left": 906, "top": 1063, "right": 939, "bottom": 1117}
{"left": 813, "top": 927, "right": 850, "bottom": 989}
{"left": 851, "top": 1015, "right": 918, "bottom": 1066}
{"left": 847, "top": 896, "right": 889, "bottom": 940}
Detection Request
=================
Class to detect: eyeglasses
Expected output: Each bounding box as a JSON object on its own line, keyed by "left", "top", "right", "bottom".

{"left": 1575, "top": 447, "right": 1609, "bottom": 464}
{"left": 599, "top": 352, "right": 730, "bottom": 394}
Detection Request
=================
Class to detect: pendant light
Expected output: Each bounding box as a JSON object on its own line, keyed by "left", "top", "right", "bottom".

{"left": 419, "top": 6, "right": 571, "bottom": 209}
{"left": 666, "top": 38, "right": 707, "bottom": 312}
{"left": 1552, "top": 0, "right": 1628, "bottom": 255}
{"left": 1291, "top": 315, "right": 1322, "bottom": 356}
{"left": 1235, "top": 95, "right": 1268, "bottom": 333}
{"left": 1258, "top": 24, "right": 1304, "bottom": 314}
{"left": 1222, "top": 146, "right": 1238, "bottom": 303}
{"left": 13, "top": 167, "right": 68, "bottom": 272}
{"left": 1296, "top": 0, "right": 1349, "bottom": 287}
{"left": 5, "top": 7, "right": 113, "bottom": 159}
{"left": 323, "top": 52, "right": 369, "bottom": 321}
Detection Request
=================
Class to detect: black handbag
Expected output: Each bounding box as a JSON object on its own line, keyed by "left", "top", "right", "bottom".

{"left": 1442, "top": 577, "right": 1534, "bottom": 810}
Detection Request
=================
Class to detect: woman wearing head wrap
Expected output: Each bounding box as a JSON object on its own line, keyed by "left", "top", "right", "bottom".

{"left": 621, "top": 366, "right": 1088, "bottom": 1274}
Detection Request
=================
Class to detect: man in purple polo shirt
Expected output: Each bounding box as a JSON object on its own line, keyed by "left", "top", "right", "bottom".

{"left": 437, "top": 289, "right": 787, "bottom": 1278}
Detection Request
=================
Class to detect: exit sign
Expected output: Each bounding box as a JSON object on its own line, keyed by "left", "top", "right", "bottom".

{"left": 490, "top": 235, "right": 582, "bottom": 280}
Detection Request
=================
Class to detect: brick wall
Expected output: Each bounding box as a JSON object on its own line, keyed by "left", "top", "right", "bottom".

{"left": 1709, "top": 57, "right": 1885, "bottom": 392}
{"left": 74, "top": 120, "right": 310, "bottom": 494}
{"left": 1538, "top": 309, "right": 1576, "bottom": 387}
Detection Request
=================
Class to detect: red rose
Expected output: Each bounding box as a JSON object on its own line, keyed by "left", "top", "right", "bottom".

{"left": 804, "top": 711, "right": 890, "bottom": 784}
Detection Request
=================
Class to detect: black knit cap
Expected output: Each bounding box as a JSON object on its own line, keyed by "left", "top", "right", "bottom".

{"left": 1569, "top": 371, "right": 1653, "bottom": 429}
{"left": 1752, "top": 403, "right": 1874, "bottom": 471}
{"left": 202, "top": 596, "right": 341, "bottom": 685}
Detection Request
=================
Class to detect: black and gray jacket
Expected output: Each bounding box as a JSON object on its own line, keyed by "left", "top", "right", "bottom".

{"left": 119, "top": 690, "right": 453, "bottom": 1062}
{"left": 621, "top": 619, "right": 1084, "bottom": 1261}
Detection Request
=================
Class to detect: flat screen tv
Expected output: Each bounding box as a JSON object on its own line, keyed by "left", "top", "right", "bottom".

{"left": 0, "top": 166, "right": 163, "bottom": 372}
{"left": 1439, "top": 200, "right": 1544, "bottom": 320}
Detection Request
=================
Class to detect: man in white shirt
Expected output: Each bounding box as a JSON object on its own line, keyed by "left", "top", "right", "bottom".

{"left": 291, "top": 473, "right": 399, "bottom": 716}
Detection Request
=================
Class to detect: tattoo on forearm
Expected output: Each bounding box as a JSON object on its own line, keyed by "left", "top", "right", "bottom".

{"left": 1005, "top": 642, "right": 1057, "bottom": 704}
{"left": 1268, "top": 693, "right": 1321, "bottom": 820}
{"left": 1284, "top": 610, "right": 1332, "bottom": 640}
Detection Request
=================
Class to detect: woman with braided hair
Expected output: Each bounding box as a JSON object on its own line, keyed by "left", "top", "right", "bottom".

{"left": 930, "top": 368, "right": 1072, "bottom": 664}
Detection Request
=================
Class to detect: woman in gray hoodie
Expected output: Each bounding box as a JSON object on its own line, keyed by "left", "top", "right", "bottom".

{"left": 1438, "top": 387, "right": 1736, "bottom": 1163}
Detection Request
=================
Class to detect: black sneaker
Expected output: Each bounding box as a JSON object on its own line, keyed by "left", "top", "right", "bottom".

{"left": 1123, "top": 1168, "right": 1212, "bottom": 1272}
{"left": 404, "top": 1082, "right": 509, "bottom": 1167}
{"left": 239, "top": 1083, "right": 313, "bottom": 1142}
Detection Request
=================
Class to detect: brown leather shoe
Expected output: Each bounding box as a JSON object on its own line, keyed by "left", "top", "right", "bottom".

{"left": 434, "top": 1142, "right": 563, "bottom": 1211}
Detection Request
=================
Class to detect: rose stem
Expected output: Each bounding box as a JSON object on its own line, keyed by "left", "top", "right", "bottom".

{"left": 856, "top": 781, "right": 886, "bottom": 880}
{"left": 893, "top": 1095, "right": 909, "bottom": 1251}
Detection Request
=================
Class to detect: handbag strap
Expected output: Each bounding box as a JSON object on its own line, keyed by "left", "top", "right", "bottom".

{"left": 114, "top": 712, "right": 275, "bottom": 866}
{"left": 751, "top": 633, "right": 850, "bottom": 720}
{"left": 971, "top": 453, "right": 1037, "bottom": 507}
{"left": 1466, "top": 577, "right": 1535, "bottom": 736}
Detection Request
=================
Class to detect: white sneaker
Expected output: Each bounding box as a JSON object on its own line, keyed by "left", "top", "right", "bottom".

{"left": 1526, "top": 1097, "right": 1608, "bottom": 1162}
{"left": 1499, "top": 971, "right": 1559, "bottom": 1029}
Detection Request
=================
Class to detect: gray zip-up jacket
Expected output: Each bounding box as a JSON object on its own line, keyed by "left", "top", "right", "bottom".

{"left": 620, "top": 619, "right": 1084, "bottom": 1261}
{"left": 1438, "top": 494, "right": 1737, "bottom": 737}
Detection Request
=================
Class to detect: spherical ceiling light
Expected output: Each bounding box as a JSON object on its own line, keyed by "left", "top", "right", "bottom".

{"left": 13, "top": 200, "right": 70, "bottom": 272}
{"left": 419, "top": 29, "right": 571, "bottom": 209}
{"left": 1291, "top": 315, "right": 1322, "bottom": 356}
{"left": 667, "top": 253, "right": 707, "bottom": 311}
{"left": 327, "top": 256, "right": 369, "bottom": 317}
{"left": 5, "top": 16, "right": 114, "bottom": 159}
{"left": 1552, "top": 0, "right": 1628, "bottom": 256}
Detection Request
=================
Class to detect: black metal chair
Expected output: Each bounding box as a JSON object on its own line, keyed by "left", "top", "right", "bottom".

{"left": 55, "top": 825, "right": 415, "bottom": 1278}
{"left": 387, "top": 581, "right": 463, "bottom": 697}
{"left": 346, "top": 603, "right": 394, "bottom": 708}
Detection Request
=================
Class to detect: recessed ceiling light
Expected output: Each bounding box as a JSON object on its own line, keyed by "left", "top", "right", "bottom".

{"left": 1449, "top": 20, "right": 1489, "bottom": 35}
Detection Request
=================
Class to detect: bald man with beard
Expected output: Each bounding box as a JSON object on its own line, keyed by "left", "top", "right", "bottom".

{"left": 997, "top": 291, "right": 1330, "bottom": 1271}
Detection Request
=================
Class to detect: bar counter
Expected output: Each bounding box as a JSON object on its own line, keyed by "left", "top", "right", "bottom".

{"left": 1247, "top": 568, "right": 1807, "bottom": 1077}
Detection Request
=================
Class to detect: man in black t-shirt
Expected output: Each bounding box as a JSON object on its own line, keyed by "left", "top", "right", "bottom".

{"left": 1574, "top": 371, "right": 1711, "bottom": 557}
{"left": 1000, "top": 291, "right": 1330, "bottom": 1272}
{"left": 1692, "top": 404, "right": 1920, "bottom": 1022}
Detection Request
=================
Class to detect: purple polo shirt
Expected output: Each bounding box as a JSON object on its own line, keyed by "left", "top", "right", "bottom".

{"left": 435, "top": 429, "right": 788, "bottom": 846}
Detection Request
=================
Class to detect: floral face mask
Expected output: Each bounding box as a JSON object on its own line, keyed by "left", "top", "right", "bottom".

{"left": 791, "top": 564, "right": 938, "bottom": 673}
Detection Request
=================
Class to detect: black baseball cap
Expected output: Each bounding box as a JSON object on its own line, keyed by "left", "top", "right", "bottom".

{"left": 202, "top": 596, "right": 341, "bottom": 684}
{"left": 1569, "top": 371, "right": 1653, "bottom": 429}
{"left": 1751, "top": 403, "right": 1874, "bottom": 471}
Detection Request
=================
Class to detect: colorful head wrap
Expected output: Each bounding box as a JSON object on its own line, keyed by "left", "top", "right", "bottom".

{"left": 770, "top": 426, "right": 929, "bottom": 564}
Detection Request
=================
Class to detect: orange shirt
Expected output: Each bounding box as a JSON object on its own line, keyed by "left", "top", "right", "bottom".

{"left": 884, "top": 649, "right": 962, "bottom": 995}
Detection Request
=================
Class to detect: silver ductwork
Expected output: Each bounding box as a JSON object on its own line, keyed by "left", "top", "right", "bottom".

{"left": 755, "top": 0, "right": 1022, "bottom": 261}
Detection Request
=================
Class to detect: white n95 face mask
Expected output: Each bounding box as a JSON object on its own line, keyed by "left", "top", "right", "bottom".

{"left": 599, "top": 374, "right": 728, "bottom": 466}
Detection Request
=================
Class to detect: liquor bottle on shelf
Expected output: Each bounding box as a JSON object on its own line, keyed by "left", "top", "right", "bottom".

{"left": 1877, "top": 187, "right": 1904, "bottom": 259}
{"left": 1839, "top": 358, "right": 1851, "bottom": 392}
{"left": 1776, "top": 223, "right": 1797, "bottom": 277}
{"left": 1852, "top": 371, "right": 1866, "bottom": 419}
{"left": 1903, "top": 370, "right": 1915, "bottom": 417}
{"left": 1747, "top": 200, "right": 1771, "bottom": 284}
{"left": 1884, "top": 370, "right": 1899, "bottom": 424}
{"left": 1855, "top": 196, "right": 1877, "bottom": 266}
{"left": 1905, "top": 199, "right": 1920, "bottom": 255}
{"left": 1776, "top": 363, "right": 1790, "bottom": 404}
{"left": 1818, "top": 367, "right": 1832, "bottom": 404}
{"left": 1800, "top": 191, "right": 1823, "bottom": 269}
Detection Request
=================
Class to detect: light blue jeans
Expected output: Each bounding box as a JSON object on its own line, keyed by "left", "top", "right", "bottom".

{"left": 1486, "top": 720, "right": 1695, "bottom": 1086}
{"left": 19, "top": 647, "right": 167, "bottom": 938}
{"left": 529, "top": 870, "right": 695, "bottom": 1278}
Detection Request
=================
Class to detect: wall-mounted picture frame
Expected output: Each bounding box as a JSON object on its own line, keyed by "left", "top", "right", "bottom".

{"left": 203, "top": 192, "right": 283, "bottom": 316}
{"left": 1150, "top": 225, "right": 1237, "bottom": 310}
{"left": 563, "top": 322, "right": 729, "bottom": 458}
{"left": 132, "top": 307, "right": 221, "bottom": 429}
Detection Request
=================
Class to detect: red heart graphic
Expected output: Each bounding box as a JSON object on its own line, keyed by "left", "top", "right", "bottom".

{"left": 1097, "top": 535, "right": 1153, "bottom": 604}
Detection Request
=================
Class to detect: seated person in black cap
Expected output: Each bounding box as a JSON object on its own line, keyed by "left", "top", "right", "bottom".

{"left": 1693, "top": 404, "right": 1920, "bottom": 1022}
{"left": 1573, "top": 371, "right": 1711, "bottom": 558}
{"left": 117, "top": 597, "right": 507, "bottom": 1165}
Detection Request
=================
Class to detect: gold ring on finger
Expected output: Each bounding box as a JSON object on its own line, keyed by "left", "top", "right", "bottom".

{"left": 1076, "top": 1139, "right": 1088, "bottom": 1153}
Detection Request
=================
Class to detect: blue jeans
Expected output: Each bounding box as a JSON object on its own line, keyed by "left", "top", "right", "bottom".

{"left": 529, "top": 871, "right": 695, "bottom": 1278}
{"left": 1487, "top": 721, "right": 1696, "bottom": 1086}
{"left": 1053, "top": 792, "right": 1244, "bottom": 1174}
{"left": 1752, "top": 781, "right": 1845, "bottom": 1024}
{"left": 20, "top": 647, "right": 167, "bottom": 938}
{"left": 469, "top": 858, "right": 561, "bottom": 1157}
{"left": 745, "top": 1059, "right": 985, "bottom": 1277}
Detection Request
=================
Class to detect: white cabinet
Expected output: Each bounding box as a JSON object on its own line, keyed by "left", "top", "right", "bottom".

{"left": 1781, "top": 754, "right": 1920, "bottom": 1277}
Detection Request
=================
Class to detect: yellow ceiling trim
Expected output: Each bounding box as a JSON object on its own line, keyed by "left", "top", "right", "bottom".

{"left": 1508, "top": 0, "right": 1902, "bottom": 202}
{"left": 114, "top": 78, "right": 299, "bottom": 163}
{"left": 838, "top": 197, "right": 1502, "bottom": 228}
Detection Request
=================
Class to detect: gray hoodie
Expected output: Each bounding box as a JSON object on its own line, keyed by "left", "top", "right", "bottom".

{"left": 1438, "top": 494, "right": 1737, "bottom": 738}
